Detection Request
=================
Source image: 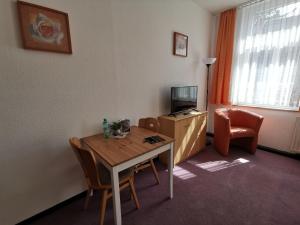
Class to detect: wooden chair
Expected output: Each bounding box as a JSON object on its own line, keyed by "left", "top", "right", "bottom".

{"left": 69, "top": 137, "right": 140, "bottom": 225}
{"left": 136, "top": 118, "right": 160, "bottom": 184}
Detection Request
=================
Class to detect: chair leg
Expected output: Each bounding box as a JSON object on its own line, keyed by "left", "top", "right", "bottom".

{"left": 99, "top": 189, "right": 108, "bottom": 225}
{"left": 84, "top": 188, "right": 93, "bottom": 210}
{"left": 129, "top": 177, "right": 140, "bottom": 209}
{"left": 130, "top": 175, "right": 135, "bottom": 200}
{"left": 150, "top": 159, "right": 160, "bottom": 184}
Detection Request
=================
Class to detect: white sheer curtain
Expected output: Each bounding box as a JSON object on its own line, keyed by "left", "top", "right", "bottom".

{"left": 231, "top": 0, "right": 300, "bottom": 110}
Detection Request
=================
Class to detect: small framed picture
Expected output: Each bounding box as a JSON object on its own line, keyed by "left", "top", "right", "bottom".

{"left": 173, "top": 32, "right": 188, "bottom": 57}
{"left": 17, "top": 1, "right": 72, "bottom": 54}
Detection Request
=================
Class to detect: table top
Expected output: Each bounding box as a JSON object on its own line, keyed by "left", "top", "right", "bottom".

{"left": 81, "top": 126, "right": 174, "bottom": 167}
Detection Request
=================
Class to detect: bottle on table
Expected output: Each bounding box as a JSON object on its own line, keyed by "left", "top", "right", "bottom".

{"left": 102, "top": 118, "right": 110, "bottom": 139}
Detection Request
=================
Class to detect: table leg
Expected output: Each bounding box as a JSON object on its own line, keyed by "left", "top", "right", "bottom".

{"left": 168, "top": 142, "right": 174, "bottom": 199}
{"left": 111, "top": 168, "right": 122, "bottom": 225}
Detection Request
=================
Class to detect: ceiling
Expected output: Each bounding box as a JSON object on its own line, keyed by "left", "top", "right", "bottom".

{"left": 193, "top": 0, "right": 247, "bottom": 14}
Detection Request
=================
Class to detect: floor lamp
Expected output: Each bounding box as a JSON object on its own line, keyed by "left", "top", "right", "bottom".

{"left": 203, "top": 58, "right": 216, "bottom": 146}
{"left": 203, "top": 58, "right": 216, "bottom": 111}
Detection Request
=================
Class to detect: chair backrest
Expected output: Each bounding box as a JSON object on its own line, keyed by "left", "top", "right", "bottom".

{"left": 138, "top": 117, "right": 160, "bottom": 132}
{"left": 69, "top": 137, "right": 83, "bottom": 166}
{"left": 228, "top": 108, "right": 264, "bottom": 131}
{"left": 216, "top": 108, "right": 263, "bottom": 131}
{"left": 69, "top": 137, "right": 101, "bottom": 188}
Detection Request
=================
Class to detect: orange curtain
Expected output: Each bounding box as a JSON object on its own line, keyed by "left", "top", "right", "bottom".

{"left": 210, "top": 8, "right": 236, "bottom": 105}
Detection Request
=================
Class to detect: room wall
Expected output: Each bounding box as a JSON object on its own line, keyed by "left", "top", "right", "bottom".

{"left": 0, "top": 0, "right": 212, "bottom": 224}
{"left": 208, "top": 15, "right": 300, "bottom": 152}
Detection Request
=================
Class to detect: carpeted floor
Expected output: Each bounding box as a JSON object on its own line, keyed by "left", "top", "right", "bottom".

{"left": 26, "top": 146, "right": 300, "bottom": 225}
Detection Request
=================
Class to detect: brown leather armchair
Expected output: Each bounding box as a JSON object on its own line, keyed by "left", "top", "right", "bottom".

{"left": 214, "top": 108, "right": 264, "bottom": 156}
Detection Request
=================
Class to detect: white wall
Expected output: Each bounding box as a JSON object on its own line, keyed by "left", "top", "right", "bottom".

{"left": 0, "top": 0, "right": 212, "bottom": 224}
{"left": 111, "top": 0, "right": 211, "bottom": 120}
{"left": 208, "top": 15, "right": 300, "bottom": 152}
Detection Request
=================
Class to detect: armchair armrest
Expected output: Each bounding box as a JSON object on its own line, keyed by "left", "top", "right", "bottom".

{"left": 214, "top": 109, "right": 231, "bottom": 156}
{"left": 214, "top": 110, "right": 231, "bottom": 135}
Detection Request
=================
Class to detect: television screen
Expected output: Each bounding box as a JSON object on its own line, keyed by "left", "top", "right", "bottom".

{"left": 171, "top": 86, "right": 198, "bottom": 114}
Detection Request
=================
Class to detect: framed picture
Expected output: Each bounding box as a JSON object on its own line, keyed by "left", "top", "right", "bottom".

{"left": 173, "top": 32, "right": 188, "bottom": 57}
{"left": 17, "top": 1, "right": 72, "bottom": 54}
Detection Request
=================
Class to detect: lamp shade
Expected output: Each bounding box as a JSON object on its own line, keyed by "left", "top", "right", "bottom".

{"left": 203, "top": 58, "right": 216, "bottom": 65}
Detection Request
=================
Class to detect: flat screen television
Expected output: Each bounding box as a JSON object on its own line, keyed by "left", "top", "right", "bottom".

{"left": 171, "top": 86, "right": 198, "bottom": 114}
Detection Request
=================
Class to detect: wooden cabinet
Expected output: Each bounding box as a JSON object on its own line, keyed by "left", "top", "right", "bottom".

{"left": 158, "top": 111, "right": 207, "bottom": 165}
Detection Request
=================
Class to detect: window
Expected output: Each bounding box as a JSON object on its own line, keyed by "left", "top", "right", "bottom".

{"left": 231, "top": 0, "right": 300, "bottom": 110}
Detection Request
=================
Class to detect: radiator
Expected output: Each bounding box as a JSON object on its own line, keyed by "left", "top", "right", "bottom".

{"left": 290, "top": 117, "right": 300, "bottom": 153}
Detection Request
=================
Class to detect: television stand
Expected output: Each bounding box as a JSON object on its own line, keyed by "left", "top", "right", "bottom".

{"left": 158, "top": 111, "right": 207, "bottom": 165}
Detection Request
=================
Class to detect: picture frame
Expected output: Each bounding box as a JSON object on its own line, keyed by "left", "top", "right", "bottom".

{"left": 173, "top": 32, "right": 188, "bottom": 57}
{"left": 17, "top": 1, "right": 72, "bottom": 54}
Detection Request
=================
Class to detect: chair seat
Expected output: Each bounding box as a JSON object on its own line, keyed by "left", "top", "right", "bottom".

{"left": 97, "top": 163, "right": 134, "bottom": 185}
{"left": 230, "top": 126, "right": 256, "bottom": 139}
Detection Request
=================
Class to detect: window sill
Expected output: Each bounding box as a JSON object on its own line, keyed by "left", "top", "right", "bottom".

{"left": 232, "top": 104, "right": 300, "bottom": 113}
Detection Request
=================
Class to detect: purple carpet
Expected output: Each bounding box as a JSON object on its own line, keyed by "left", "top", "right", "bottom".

{"left": 27, "top": 146, "right": 300, "bottom": 225}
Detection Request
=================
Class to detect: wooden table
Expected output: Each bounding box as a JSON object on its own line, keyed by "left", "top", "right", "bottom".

{"left": 81, "top": 126, "right": 174, "bottom": 225}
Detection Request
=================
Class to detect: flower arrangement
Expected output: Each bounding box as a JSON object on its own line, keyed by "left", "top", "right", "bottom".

{"left": 110, "top": 121, "right": 122, "bottom": 136}
{"left": 109, "top": 119, "right": 131, "bottom": 138}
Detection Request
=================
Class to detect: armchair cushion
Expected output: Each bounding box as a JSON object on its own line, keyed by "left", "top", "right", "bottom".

{"left": 230, "top": 126, "right": 256, "bottom": 139}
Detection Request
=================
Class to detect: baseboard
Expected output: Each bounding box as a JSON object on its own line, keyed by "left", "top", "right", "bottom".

{"left": 16, "top": 191, "right": 86, "bottom": 225}
{"left": 206, "top": 132, "right": 300, "bottom": 160}
{"left": 257, "top": 145, "right": 300, "bottom": 160}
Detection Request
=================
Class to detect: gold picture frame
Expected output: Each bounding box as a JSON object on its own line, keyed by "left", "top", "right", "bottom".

{"left": 17, "top": 1, "right": 72, "bottom": 54}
